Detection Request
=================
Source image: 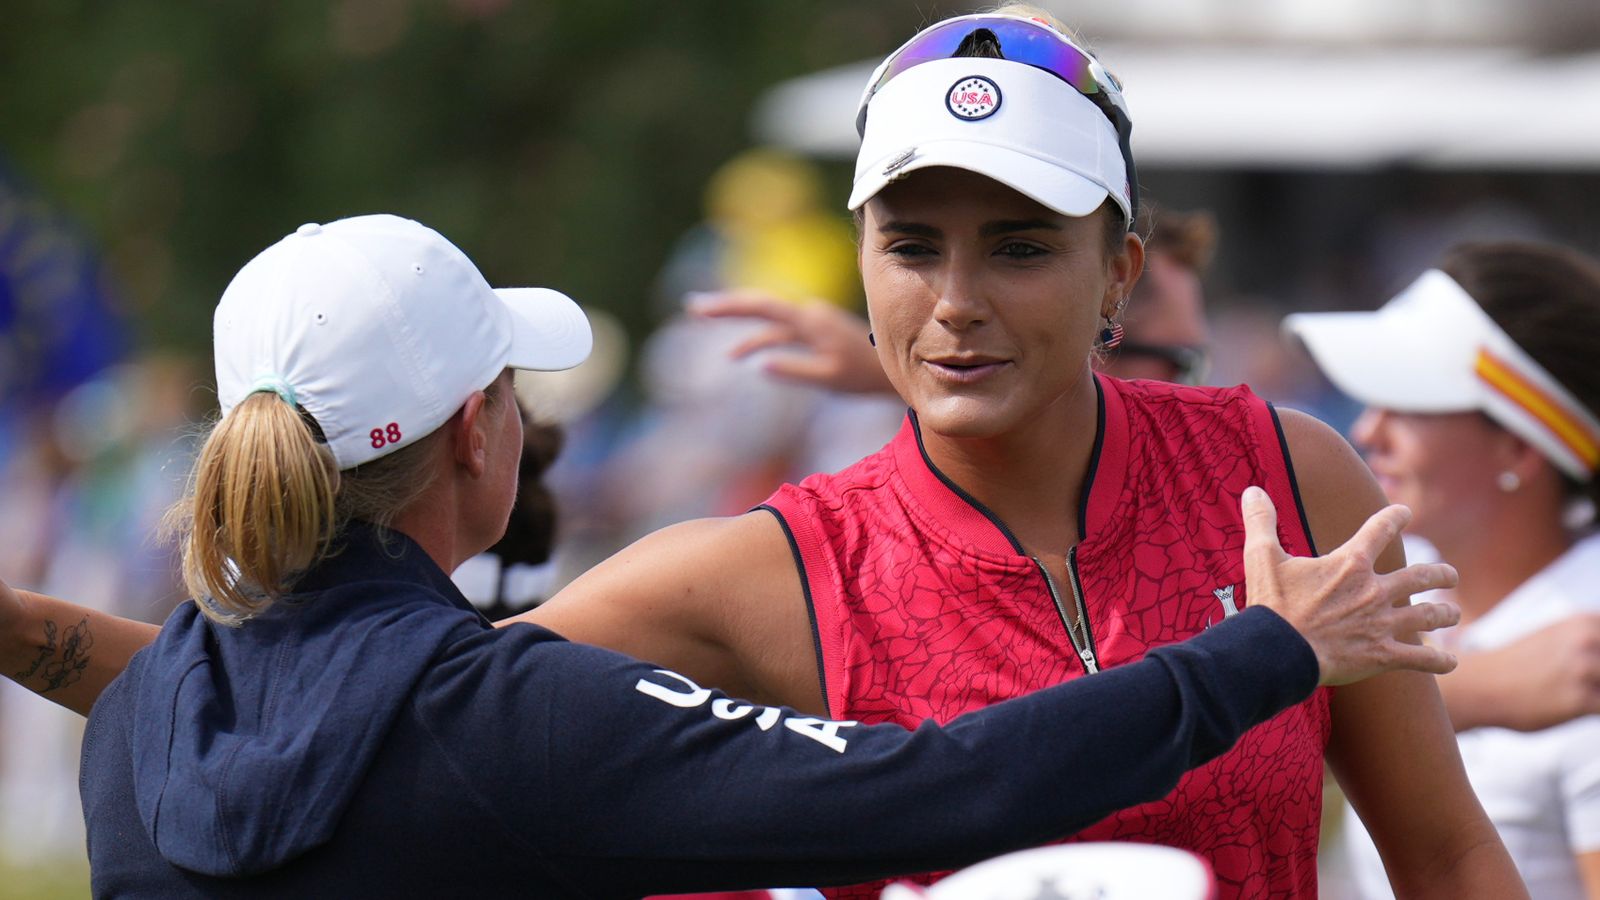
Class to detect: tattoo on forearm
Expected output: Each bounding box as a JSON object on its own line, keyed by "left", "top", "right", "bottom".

{"left": 13, "top": 617, "right": 94, "bottom": 693}
{"left": 14, "top": 620, "right": 56, "bottom": 681}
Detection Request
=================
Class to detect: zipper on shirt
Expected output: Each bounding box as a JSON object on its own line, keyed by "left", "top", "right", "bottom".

{"left": 1034, "top": 547, "right": 1100, "bottom": 674}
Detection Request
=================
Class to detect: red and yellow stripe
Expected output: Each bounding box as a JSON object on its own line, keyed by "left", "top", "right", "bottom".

{"left": 1475, "top": 348, "right": 1600, "bottom": 473}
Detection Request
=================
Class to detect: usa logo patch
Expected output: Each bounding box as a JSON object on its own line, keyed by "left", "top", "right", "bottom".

{"left": 946, "top": 75, "right": 1001, "bottom": 121}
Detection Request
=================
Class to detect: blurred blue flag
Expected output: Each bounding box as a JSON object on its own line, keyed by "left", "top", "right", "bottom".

{"left": 0, "top": 162, "right": 126, "bottom": 412}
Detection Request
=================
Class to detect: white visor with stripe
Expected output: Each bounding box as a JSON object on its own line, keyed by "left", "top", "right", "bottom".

{"left": 1285, "top": 269, "right": 1600, "bottom": 481}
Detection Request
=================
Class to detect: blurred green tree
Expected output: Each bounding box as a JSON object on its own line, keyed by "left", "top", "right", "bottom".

{"left": 0, "top": 0, "right": 919, "bottom": 361}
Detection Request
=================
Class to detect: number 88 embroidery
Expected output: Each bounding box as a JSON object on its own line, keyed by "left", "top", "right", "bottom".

{"left": 369, "top": 422, "right": 402, "bottom": 449}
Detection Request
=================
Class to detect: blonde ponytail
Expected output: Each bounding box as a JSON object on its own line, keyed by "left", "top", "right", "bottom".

{"left": 167, "top": 393, "right": 340, "bottom": 624}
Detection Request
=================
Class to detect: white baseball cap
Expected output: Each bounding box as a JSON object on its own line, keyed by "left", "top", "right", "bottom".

{"left": 1285, "top": 269, "right": 1600, "bottom": 481}
{"left": 849, "top": 53, "right": 1132, "bottom": 222}
{"left": 213, "top": 214, "right": 592, "bottom": 470}
{"left": 879, "top": 842, "right": 1215, "bottom": 900}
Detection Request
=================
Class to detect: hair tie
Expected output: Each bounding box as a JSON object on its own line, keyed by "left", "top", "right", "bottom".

{"left": 248, "top": 375, "right": 298, "bottom": 408}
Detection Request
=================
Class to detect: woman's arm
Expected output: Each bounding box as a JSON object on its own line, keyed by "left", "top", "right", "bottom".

{"left": 460, "top": 591, "right": 1325, "bottom": 894}
{"left": 1278, "top": 408, "right": 1527, "bottom": 899}
{"left": 1579, "top": 850, "right": 1600, "bottom": 899}
{"left": 516, "top": 510, "right": 827, "bottom": 712}
{"left": 1, "top": 581, "right": 159, "bottom": 716}
{"left": 1438, "top": 613, "right": 1600, "bottom": 732}
{"left": 459, "top": 488, "right": 1454, "bottom": 895}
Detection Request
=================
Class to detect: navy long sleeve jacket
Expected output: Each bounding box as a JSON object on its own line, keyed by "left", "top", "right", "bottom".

{"left": 80, "top": 522, "right": 1317, "bottom": 898}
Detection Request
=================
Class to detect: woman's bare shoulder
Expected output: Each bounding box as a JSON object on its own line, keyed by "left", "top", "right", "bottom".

{"left": 520, "top": 511, "right": 823, "bottom": 710}
{"left": 1274, "top": 407, "right": 1395, "bottom": 567}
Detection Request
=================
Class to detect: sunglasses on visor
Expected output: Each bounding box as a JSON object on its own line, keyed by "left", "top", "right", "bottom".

{"left": 855, "top": 14, "right": 1139, "bottom": 224}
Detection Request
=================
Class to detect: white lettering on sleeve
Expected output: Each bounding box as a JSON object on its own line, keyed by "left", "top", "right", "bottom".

{"left": 711, "top": 698, "right": 755, "bottom": 720}
{"left": 634, "top": 669, "right": 859, "bottom": 752}
{"left": 784, "top": 717, "right": 860, "bottom": 754}
{"left": 635, "top": 669, "right": 712, "bottom": 708}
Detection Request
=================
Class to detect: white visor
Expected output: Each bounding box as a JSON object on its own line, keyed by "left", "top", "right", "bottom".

{"left": 1285, "top": 269, "right": 1600, "bottom": 481}
{"left": 849, "top": 58, "right": 1129, "bottom": 221}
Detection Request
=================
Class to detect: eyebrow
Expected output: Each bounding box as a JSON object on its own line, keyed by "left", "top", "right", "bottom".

{"left": 878, "top": 221, "right": 941, "bottom": 238}
{"left": 876, "top": 219, "right": 1064, "bottom": 238}
{"left": 979, "top": 218, "right": 1063, "bottom": 237}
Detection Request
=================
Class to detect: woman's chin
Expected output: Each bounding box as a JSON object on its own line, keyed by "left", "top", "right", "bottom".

{"left": 911, "top": 398, "right": 1017, "bottom": 440}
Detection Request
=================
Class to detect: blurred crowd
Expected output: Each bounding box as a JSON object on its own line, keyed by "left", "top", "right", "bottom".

{"left": 0, "top": 173, "right": 204, "bottom": 870}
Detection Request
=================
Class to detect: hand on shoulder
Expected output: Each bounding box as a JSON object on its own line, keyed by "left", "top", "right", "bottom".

{"left": 1244, "top": 410, "right": 1460, "bottom": 685}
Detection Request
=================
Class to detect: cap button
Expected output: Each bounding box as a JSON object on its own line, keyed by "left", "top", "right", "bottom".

{"left": 296, "top": 222, "right": 322, "bottom": 237}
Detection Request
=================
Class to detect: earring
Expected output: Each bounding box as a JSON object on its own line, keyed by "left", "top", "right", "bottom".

{"left": 1497, "top": 470, "right": 1521, "bottom": 493}
{"left": 1098, "top": 319, "right": 1124, "bottom": 350}
{"left": 868, "top": 332, "right": 876, "bottom": 347}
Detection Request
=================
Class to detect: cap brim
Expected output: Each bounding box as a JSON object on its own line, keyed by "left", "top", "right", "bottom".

{"left": 1283, "top": 309, "right": 1481, "bottom": 412}
{"left": 494, "top": 287, "right": 593, "bottom": 372}
{"left": 848, "top": 139, "right": 1112, "bottom": 218}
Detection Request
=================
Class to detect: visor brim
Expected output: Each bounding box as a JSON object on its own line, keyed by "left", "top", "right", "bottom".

{"left": 848, "top": 140, "right": 1115, "bottom": 220}
{"left": 1283, "top": 309, "right": 1483, "bottom": 413}
{"left": 495, "top": 287, "right": 593, "bottom": 372}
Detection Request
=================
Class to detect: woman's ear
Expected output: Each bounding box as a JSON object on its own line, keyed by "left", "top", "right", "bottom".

{"left": 1504, "top": 432, "right": 1557, "bottom": 492}
{"left": 1103, "top": 230, "right": 1145, "bottom": 318}
{"left": 451, "top": 391, "right": 491, "bottom": 478}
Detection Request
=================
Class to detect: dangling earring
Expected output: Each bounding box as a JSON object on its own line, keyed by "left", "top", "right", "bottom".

{"left": 1497, "top": 470, "right": 1521, "bottom": 493}
{"left": 1098, "top": 297, "right": 1128, "bottom": 350}
{"left": 1098, "top": 318, "right": 1124, "bottom": 350}
{"left": 868, "top": 332, "right": 876, "bottom": 347}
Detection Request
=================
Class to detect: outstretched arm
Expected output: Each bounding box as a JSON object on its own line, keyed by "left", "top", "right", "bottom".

{"left": 1, "top": 582, "right": 158, "bottom": 716}
{"left": 461, "top": 487, "right": 1467, "bottom": 895}
{"left": 1439, "top": 612, "right": 1600, "bottom": 732}
{"left": 1277, "top": 407, "right": 1526, "bottom": 899}
{"left": 459, "top": 597, "right": 1323, "bottom": 894}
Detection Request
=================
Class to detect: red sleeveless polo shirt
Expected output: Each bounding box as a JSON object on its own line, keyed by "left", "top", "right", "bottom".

{"left": 762, "top": 375, "right": 1330, "bottom": 899}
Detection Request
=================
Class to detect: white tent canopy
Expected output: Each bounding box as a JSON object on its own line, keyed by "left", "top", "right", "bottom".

{"left": 753, "top": 43, "right": 1600, "bottom": 169}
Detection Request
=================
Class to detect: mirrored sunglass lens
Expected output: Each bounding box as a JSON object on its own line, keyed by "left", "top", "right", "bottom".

{"left": 873, "top": 18, "right": 1099, "bottom": 97}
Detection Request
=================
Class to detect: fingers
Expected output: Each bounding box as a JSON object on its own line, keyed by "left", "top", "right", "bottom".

{"left": 1379, "top": 562, "right": 1459, "bottom": 601}
{"left": 1240, "top": 486, "right": 1289, "bottom": 569}
{"left": 1387, "top": 598, "right": 1462, "bottom": 637}
{"left": 1338, "top": 503, "right": 1412, "bottom": 569}
{"left": 727, "top": 325, "right": 800, "bottom": 360}
{"left": 761, "top": 353, "right": 840, "bottom": 386}
{"left": 687, "top": 291, "right": 802, "bottom": 324}
{"left": 1381, "top": 640, "right": 1459, "bottom": 676}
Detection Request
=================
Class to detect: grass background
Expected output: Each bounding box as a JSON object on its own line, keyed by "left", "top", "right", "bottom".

{"left": 0, "top": 856, "right": 89, "bottom": 899}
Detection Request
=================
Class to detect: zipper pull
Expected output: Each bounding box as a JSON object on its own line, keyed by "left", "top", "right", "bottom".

{"left": 1078, "top": 647, "right": 1099, "bottom": 675}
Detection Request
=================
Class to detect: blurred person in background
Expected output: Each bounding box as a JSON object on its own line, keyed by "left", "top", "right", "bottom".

{"left": 609, "top": 148, "right": 903, "bottom": 542}
{"left": 0, "top": 214, "right": 1455, "bottom": 896}
{"left": 1103, "top": 206, "right": 1214, "bottom": 385}
{"left": 0, "top": 381, "right": 196, "bottom": 869}
{"left": 691, "top": 204, "right": 1218, "bottom": 392}
{"left": 0, "top": 168, "right": 156, "bottom": 871}
{"left": 449, "top": 415, "right": 567, "bottom": 619}
{"left": 1288, "top": 241, "right": 1600, "bottom": 900}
